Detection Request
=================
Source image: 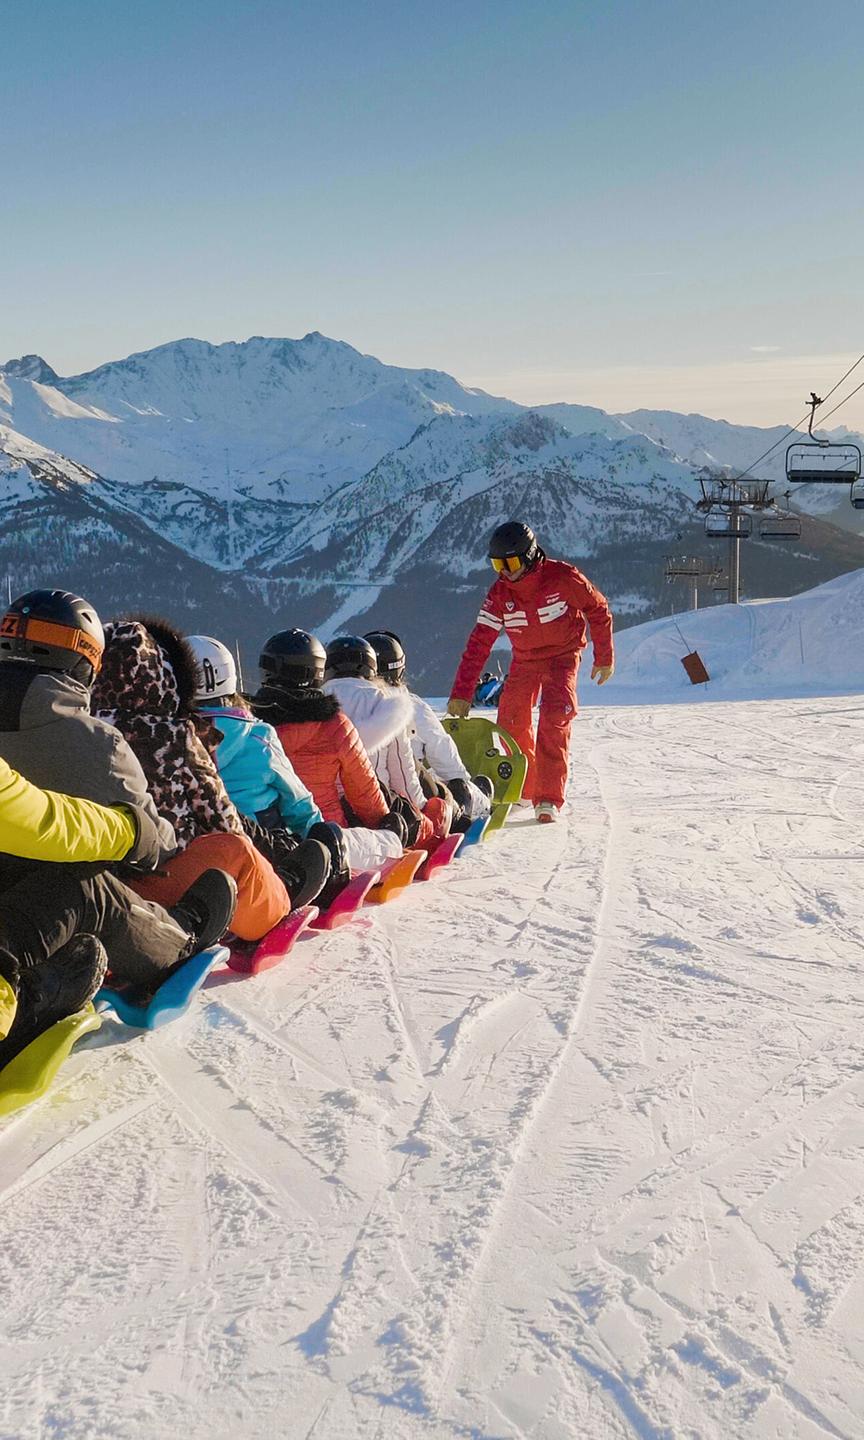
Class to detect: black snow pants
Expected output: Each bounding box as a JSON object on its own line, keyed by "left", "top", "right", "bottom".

{"left": 0, "top": 858, "right": 189, "bottom": 987}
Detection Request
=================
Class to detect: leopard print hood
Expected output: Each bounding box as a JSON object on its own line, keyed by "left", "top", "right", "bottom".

{"left": 91, "top": 617, "right": 243, "bottom": 847}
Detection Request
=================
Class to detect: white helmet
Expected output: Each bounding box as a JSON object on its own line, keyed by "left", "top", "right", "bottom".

{"left": 187, "top": 635, "right": 237, "bottom": 701}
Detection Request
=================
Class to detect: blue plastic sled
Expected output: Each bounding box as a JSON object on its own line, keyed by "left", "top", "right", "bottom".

{"left": 458, "top": 814, "right": 491, "bottom": 851}
{"left": 96, "top": 945, "right": 228, "bottom": 1030}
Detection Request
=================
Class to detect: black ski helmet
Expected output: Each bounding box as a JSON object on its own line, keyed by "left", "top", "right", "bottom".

{"left": 488, "top": 520, "right": 540, "bottom": 571}
{"left": 364, "top": 631, "right": 406, "bottom": 686}
{"left": 0, "top": 589, "right": 104, "bottom": 685}
{"left": 259, "top": 628, "right": 326, "bottom": 690}
{"left": 324, "top": 635, "right": 377, "bottom": 681}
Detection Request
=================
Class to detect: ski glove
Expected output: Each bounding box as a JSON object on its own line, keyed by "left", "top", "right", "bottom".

{"left": 447, "top": 698, "right": 471, "bottom": 719}
{"left": 116, "top": 804, "right": 163, "bottom": 874}
{"left": 591, "top": 664, "right": 614, "bottom": 686}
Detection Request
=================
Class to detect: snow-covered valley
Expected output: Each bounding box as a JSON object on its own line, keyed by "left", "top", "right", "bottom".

{"left": 3, "top": 679, "right": 864, "bottom": 1438}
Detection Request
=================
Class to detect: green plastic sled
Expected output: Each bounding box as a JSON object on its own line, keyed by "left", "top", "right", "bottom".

{"left": 442, "top": 716, "right": 527, "bottom": 805}
{"left": 484, "top": 801, "right": 512, "bottom": 834}
{"left": 0, "top": 1004, "right": 102, "bottom": 1118}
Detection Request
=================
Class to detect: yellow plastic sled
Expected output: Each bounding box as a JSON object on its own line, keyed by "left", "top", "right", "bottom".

{"left": 0, "top": 1005, "right": 102, "bottom": 1118}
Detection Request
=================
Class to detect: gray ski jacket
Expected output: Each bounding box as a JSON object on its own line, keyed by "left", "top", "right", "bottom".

{"left": 0, "top": 663, "right": 177, "bottom": 858}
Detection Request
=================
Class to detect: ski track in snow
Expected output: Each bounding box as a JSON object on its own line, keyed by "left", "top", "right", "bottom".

{"left": 3, "top": 697, "right": 864, "bottom": 1437}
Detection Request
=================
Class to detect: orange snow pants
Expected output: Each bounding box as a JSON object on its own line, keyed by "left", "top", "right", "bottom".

{"left": 130, "top": 832, "right": 290, "bottom": 942}
{"left": 497, "top": 652, "right": 580, "bottom": 809}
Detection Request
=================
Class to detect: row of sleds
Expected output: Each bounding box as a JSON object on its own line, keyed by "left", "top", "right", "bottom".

{"left": 0, "top": 717, "right": 528, "bottom": 1119}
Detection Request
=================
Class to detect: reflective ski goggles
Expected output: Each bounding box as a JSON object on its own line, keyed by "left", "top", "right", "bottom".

{"left": 490, "top": 554, "right": 523, "bottom": 574}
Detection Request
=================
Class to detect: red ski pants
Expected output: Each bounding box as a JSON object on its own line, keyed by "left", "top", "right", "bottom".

{"left": 130, "top": 832, "right": 289, "bottom": 942}
{"left": 497, "top": 653, "right": 580, "bottom": 808}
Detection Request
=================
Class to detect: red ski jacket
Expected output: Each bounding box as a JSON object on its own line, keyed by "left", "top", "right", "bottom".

{"left": 450, "top": 557, "right": 614, "bottom": 703}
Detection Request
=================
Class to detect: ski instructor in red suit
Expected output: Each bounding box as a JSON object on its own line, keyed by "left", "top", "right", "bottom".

{"left": 446, "top": 521, "right": 614, "bottom": 823}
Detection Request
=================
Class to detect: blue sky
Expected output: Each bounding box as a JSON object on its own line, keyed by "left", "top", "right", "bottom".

{"left": 4, "top": 0, "right": 863, "bottom": 425}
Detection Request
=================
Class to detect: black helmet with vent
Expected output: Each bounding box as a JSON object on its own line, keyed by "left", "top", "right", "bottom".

{"left": 324, "top": 636, "right": 377, "bottom": 681}
{"left": 259, "top": 628, "right": 326, "bottom": 690}
{"left": 364, "top": 631, "right": 405, "bottom": 686}
{"left": 488, "top": 521, "right": 540, "bottom": 569}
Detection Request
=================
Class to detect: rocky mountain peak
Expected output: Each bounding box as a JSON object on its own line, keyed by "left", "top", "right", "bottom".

{"left": 1, "top": 354, "right": 60, "bottom": 386}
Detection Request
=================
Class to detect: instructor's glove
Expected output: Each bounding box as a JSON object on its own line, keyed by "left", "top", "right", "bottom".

{"left": 447, "top": 698, "right": 471, "bottom": 719}
{"left": 591, "top": 664, "right": 614, "bottom": 686}
{"left": 115, "top": 803, "right": 163, "bottom": 874}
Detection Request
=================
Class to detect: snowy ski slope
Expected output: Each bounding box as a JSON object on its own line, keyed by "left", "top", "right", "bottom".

{"left": 3, "top": 693, "right": 864, "bottom": 1438}
{"left": 583, "top": 568, "right": 864, "bottom": 707}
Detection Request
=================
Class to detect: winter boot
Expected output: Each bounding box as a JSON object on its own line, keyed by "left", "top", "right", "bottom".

{"left": 0, "top": 935, "right": 108, "bottom": 1068}
{"left": 307, "top": 823, "right": 350, "bottom": 910}
{"left": 446, "top": 779, "right": 473, "bottom": 834}
{"left": 471, "top": 775, "right": 495, "bottom": 802}
{"left": 535, "top": 802, "right": 559, "bottom": 824}
{"left": 279, "top": 839, "right": 331, "bottom": 909}
{"left": 0, "top": 951, "right": 20, "bottom": 1041}
{"left": 168, "top": 870, "right": 238, "bottom": 955}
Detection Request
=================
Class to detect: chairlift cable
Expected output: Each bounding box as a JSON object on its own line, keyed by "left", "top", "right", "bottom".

{"left": 806, "top": 371, "right": 864, "bottom": 428}
{"left": 725, "top": 348, "right": 864, "bottom": 485}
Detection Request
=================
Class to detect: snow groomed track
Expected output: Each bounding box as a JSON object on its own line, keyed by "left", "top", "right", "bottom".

{"left": 3, "top": 696, "right": 864, "bottom": 1438}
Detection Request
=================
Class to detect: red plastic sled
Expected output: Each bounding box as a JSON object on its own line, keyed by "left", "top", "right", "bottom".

{"left": 418, "top": 832, "right": 464, "bottom": 879}
{"left": 227, "top": 906, "right": 319, "bottom": 974}
{"left": 367, "top": 849, "right": 426, "bottom": 904}
{"left": 310, "top": 869, "right": 381, "bottom": 930}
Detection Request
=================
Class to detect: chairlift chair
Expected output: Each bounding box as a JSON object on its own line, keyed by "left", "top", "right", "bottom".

{"left": 759, "top": 512, "right": 802, "bottom": 540}
{"left": 850, "top": 478, "right": 864, "bottom": 510}
{"left": 785, "top": 441, "right": 862, "bottom": 484}
{"left": 705, "top": 510, "right": 752, "bottom": 540}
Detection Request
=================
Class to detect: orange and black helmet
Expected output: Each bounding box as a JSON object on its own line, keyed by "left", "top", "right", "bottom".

{"left": 0, "top": 590, "right": 104, "bottom": 686}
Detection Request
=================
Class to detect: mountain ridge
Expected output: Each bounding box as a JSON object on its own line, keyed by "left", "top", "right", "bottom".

{"left": 2, "top": 333, "right": 864, "bottom": 688}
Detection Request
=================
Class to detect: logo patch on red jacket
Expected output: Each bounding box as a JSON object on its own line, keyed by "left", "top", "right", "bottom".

{"left": 505, "top": 600, "right": 514, "bottom": 611}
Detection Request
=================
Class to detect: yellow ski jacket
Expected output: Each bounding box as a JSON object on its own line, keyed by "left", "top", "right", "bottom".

{"left": 0, "top": 755, "right": 136, "bottom": 863}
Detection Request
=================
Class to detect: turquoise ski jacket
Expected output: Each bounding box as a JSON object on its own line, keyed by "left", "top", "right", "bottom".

{"left": 198, "top": 704, "right": 322, "bottom": 837}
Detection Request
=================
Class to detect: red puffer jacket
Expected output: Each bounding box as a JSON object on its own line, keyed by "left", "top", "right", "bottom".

{"left": 253, "top": 687, "right": 390, "bottom": 827}
{"left": 450, "top": 556, "right": 614, "bottom": 703}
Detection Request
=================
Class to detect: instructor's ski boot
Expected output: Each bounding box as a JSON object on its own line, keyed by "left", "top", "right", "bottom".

{"left": 535, "top": 802, "right": 559, "bottom": 824}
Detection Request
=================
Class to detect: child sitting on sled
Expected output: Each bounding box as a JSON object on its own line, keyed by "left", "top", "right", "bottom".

{"left": 250, "top": 629, "right": 408, "bottom": 870}
{"left": 90, "top": 617, "right": 332, "bottom": 938}
{"left": 322, "top": 636, "right": 451, "bottom": 848}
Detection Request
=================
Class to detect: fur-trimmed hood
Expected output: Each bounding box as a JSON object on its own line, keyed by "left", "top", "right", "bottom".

{"left": 251, "top": 684, "right": 341, "bottom": 726}
{"left": 322, "top": 676, "right": 414, "bottom": 754}
{"left": 91, "top": 616, "right": 243, "bottom": 846}
{"left": 92, "top": 615, "right": 199, "bottom": 717}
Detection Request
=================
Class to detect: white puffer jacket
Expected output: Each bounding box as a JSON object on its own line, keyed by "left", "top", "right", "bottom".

{"left": 408, "top": 693, "right": 491, "bottom": 819}
{"left": 322, "top": 677, "right": 427, "bottom": 811}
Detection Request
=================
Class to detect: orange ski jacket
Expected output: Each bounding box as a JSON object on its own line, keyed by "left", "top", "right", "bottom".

{"left": 450, "top": 557, "right": 614, "bottom": 703}
{"left": 273, "top": 712, "right": 390, "bottom": 828}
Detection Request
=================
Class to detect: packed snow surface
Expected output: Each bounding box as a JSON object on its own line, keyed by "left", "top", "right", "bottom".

{"left": 3, "top": 691, "right": 864, "bottom": 1437}
{"left": 583, "top": 567, "right": 864, "bottom": 707}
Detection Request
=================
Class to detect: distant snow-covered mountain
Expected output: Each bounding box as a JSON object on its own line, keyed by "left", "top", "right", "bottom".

{"left": 2, "top": 333, "right": 864, "bottom": 690}
{"left": 617, "top": 407, "right": 864, "bottom": 532}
